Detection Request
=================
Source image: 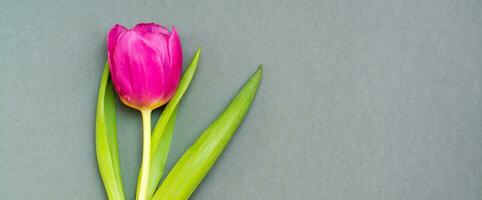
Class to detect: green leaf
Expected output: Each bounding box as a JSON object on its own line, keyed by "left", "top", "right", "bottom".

{"left": 139, "top": 48, "right": 201, "bottom": 199}
{"left": 151, "top": 65, "right": 263, "bottom": 200}
{"left": 95, "top": 62, "right": 125, "bottom": 200}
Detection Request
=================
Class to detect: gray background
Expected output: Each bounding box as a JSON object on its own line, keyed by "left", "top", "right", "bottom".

{"left": 1, "top": 0, "right": 481, "bottom": 199}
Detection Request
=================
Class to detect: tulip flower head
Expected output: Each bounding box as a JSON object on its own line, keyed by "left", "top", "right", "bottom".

{"left": 107, "top": 23, "right": 182, "bottom": 111}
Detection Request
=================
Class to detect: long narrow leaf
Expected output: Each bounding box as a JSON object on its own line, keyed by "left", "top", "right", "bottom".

{"left": 96, "top": 62, "right": 125, "bottom": 200}
{"left": 139, "top": 48, "right": 201, "bottom": 198}
{"left": 151, "top": 65, "right": 263, "bottom": 200}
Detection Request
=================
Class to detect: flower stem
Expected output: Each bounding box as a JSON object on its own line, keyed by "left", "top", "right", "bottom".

{"left": 137, "top": 109, "right": 152, "bottom": 200}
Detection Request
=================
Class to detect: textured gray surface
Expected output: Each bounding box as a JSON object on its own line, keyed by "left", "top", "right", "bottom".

{"left": 1, "top": 0, "right": 481, "bottom": 199}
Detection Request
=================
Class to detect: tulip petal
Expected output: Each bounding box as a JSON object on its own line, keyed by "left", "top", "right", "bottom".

{"left": 107, "top": 25, "right": 129, "bottom": 103}
{"left": 133, "top": 23, "right": 170, "bottom": 36}
{"left": 135, "top": 32, "right": 171, "bottom": 106}
{"left": 107, "top": 24, "right": 127, "bottom": 60}
{"left": 142, "top": 32, "right": 170, "bottom": 73}
{"left": 165, "top": 26, "right": 182, "bottom": 99}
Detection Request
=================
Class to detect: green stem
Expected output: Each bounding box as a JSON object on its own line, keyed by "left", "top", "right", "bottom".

{"left": 137, "top": 109, "right": 152, "bottom": 200}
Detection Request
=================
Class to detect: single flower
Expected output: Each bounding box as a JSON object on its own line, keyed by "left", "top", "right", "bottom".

{"left": 107, "top": 23, "right": 182, "bottom": 111}
{"left": 106, "top": 23, "right": 182, "bottom": 200}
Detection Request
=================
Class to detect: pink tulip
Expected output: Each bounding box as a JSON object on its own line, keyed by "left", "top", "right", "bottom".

{"left": 107, "top": 23, "right": 182, "bottom": 111}
{"left": 106, "top": 22, "right": 183, "bottom": 200}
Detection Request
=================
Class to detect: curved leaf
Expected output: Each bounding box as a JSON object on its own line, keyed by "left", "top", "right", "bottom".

{"left": 96, "top": 62, "right": 125, "bottom": 200}
{"left": 151, "top": 65, "right": 263, "bottom": 200}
